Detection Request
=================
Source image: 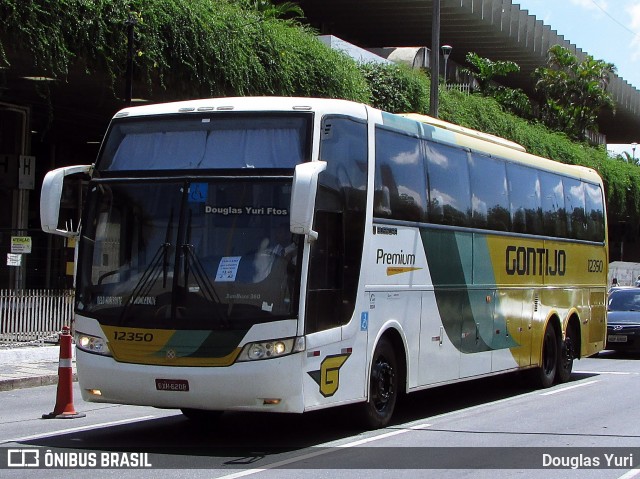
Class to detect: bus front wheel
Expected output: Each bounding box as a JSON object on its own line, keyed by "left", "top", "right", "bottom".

{"left": 359, "top": 337, "right": 398, "bottom": 429}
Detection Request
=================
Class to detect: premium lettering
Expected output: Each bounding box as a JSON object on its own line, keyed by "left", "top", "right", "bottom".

{"left": 376, "top": 249, "right": 416, "bottom": 266}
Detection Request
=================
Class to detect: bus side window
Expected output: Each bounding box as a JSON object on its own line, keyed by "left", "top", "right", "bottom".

{"left": 585, "top": 182, "right": 605, "bottom": 242}
{"left": 374, "top": 128, "right": 427, "bottom": 222}
{"left": 564, "top": 178, "right": 587, "bottom": 240}
{"left": 507, "top": 163, "right": 543, "bottom": 235}
{"left": 540, "top": 171, "right": 567, "bottom": 238}
{"left": 469, "top": 153, "right": 510, "bottom": 231}
{"left": 425, "top": 142, "right": 471, "bottom": 227}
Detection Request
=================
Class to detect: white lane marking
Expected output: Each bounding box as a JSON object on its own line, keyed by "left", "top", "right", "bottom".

{"left": 576, "top": 370, "right": 639, "bottom": 375}
{"left": 216, "top": 376, "right": 612, "bottom": 477}
{"left": 539, "top": 380, "right": 599, "bottom": 396}
{"left": 216, "top": 423, "right": 432, "bottom": 479}
{"left": 338, "top": 423, "right": 432, "bottom": 447}
{"left": 1, "top": 415, "right": 156, "bottom": 445}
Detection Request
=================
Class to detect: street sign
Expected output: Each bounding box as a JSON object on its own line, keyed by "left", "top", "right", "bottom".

{"left": 19, "top": 155, "right": 36, "bottom": 189}
{"left": 11, "top": 236, "right": 32, "bottom": 254}
{"left": 7, "top": 253, "right": 22, "bottom": 266}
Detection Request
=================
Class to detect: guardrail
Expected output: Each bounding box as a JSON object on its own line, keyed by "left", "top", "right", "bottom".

{"left": 445, "top": 83, "right": 471, "bottom": 94}
{"left": 0, "top": 289, "right": 74, "bottom": 344}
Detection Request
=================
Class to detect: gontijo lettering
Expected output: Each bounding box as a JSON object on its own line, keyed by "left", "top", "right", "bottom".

{"left": 506, "top": 246, "right": 566, "bottom": 276}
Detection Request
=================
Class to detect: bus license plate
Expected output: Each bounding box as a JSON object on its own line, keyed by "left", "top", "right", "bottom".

{"left": 155, "top": 379, "right": 190, "bottom": 392}
{"left": 608, "top": 335, "right": 628, "bottom": 343}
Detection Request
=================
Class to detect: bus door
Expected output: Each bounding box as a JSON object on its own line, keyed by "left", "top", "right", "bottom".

{"left": 300, "top": 115, "right": 369, "bottom": 409}
{"left": 418, "top": 291, "right": 460, "bottom": 385}
{"left": 302, "top": 211, "right": 367, "bottom": 408}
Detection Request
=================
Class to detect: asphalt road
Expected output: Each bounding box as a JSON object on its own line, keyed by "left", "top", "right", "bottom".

{"left": 2, "top": 351, "right": 640, "bottom": 479}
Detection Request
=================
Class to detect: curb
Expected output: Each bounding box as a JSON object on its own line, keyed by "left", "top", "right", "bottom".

{"left": 0, "top": 374, "right": 60, "bottom": 392}
{"left": 0, "top": 372, "right": 78, "bottom": 392}
{"left": 0, "top": 346, "right": 78, "bottom": 392}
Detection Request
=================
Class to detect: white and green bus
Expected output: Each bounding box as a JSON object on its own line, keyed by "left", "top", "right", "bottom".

{"left": 41, "top": 97, "right": 607, "bottom": 428}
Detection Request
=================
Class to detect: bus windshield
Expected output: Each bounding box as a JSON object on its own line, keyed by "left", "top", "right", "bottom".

{"left": 76, "top": 178, "right": 301, "bottom": 330}
{"left": 97, "top": 114, "right": 310, "bottom": 171}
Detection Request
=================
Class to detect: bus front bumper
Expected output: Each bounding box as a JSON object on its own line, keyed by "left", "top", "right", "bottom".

{"left": 76, "top": 348, "right": 305, "bottom": 413}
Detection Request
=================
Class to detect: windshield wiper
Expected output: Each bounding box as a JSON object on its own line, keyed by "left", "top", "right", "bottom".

{"left": 162, "top": 208, "right": 173, "bottom": 288}
{"left": 182, "top": 210, "right": 227, "bottom": 325}
{"left": 119, "top": 208, "right": 174, "bottom": 324}
{"left": 118, "top": 241, "right": 172, "bottom": 324}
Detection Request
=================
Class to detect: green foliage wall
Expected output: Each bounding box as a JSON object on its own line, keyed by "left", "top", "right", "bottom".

{"left": 439, "top": 90, "right": 640, "bottom": 221}
{"left": 1, "top": 0, "right": 638, "bottom": 221}
{"left": 359, "top": 62, "right": 429, "bottom": 114}
{"left": 0, "top": 0, "right": 370, "bottom": 101}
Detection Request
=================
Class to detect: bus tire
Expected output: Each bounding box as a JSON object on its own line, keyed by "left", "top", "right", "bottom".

{"left": 556, "top": 324, "right": 576, "bottom": 384}
{"left": 180, "top": 408, "right": 223, "bottom": 423}
{"left": 359, "top": 336, "right": 398, "bottom": 429}
{"left": 535, "top": 324, "right": 558, "bottom": 388}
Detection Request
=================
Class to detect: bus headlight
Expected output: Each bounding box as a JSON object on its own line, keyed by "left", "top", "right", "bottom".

{"left": 76, "top": 332, "right": 111, "bottom": 356}
{"left": 237, "top": 336, "right": 305, "bottom": 362}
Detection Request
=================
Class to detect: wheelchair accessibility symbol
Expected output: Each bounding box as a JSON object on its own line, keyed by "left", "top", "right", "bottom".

{"left": 189, "top": 183, "right": 208, "bottom": 203}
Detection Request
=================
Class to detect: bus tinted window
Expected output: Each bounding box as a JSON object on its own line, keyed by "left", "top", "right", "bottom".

{"left": 507, "top": 163, "right": 543, "bottom": 235}
{"left": 539, "top": 171, "right": 567, "bottom": 237}
{"left": 372, "top": 126, "right": 604, "bottom": 243}
{"left": 469, "top": 154, "right": 509, "bottom": 231}
{"left": 585, "top": 182, "right": 605, "bottom": 242}
{"left": 426, "top": 142, "right": 471, "bottom": 227}
{"left": 564, "top": 178, "right": 587, "bottom": 240}
{"left": 374, "top": 128, "right": 427, "bottom": 222}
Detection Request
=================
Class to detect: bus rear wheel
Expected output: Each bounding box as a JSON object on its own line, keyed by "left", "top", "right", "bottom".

{"left": 359, "top": 337, "right": 398, "bottom": 429}
{"left": 556, "top": 325, "right": 576, "bottom": 384}
{"left": 535, "top": 324, "right": 558, "bottom": 388}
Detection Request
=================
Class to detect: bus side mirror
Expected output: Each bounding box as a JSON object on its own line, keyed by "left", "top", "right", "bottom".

{"left": 290, "top": 161, "right": 327, "bottom": 241}
{"left": 41, "top": 165, "right": 92, "bottom": 237}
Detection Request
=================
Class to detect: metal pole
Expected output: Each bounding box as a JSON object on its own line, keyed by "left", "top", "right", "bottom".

{"left": 429, "top": 0, "right": 441, "bottom": 118}
{"left": 125, "top": 13, "right": 137, "bottom": 106}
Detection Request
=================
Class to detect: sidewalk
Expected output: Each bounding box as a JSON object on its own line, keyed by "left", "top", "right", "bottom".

{"left": 0, "top": 345, "right": 75, "bottom": 392}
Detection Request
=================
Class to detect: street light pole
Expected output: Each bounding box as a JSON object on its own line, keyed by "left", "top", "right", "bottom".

{"left": 441, "top": 45, "right": 452, "bottom": 88}
{"left": 125, "top": 13, "right": 137, "bottom": 107}
{"left": 429, "top": 0, "right": 441, "bottom": 118}
{"left": 632, "top": 142, "right": 638, "bottom": 162}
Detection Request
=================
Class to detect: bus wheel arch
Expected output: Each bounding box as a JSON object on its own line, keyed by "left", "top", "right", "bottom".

{"left": 359, "top": 328, "right": 407, "bottom": 429}
{"left": 556, "top": 315, "right": 580, "bottom": 384}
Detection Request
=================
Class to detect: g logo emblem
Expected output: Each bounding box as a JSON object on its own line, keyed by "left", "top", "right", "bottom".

{"left": 308, "top": 353, "right": 350, "bottom": 397}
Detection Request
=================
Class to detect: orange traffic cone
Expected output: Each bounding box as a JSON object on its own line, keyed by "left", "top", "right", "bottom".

{"left": 42, "top": 326, "right": 86, "bottom": 419}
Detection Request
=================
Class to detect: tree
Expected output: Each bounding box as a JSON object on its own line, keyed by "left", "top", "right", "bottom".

{"left": 461, "top": 52, "right": 520, "bottom": 95}
{"left": 534, "top": 45, "right": 615, "bottom": 142}
{"left": 240, "top": 0, "right": 304, "bottom": 20}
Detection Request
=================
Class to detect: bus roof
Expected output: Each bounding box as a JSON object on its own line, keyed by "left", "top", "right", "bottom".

{"left": 112, "top": 97, "right": 603, "bottom": 186}
{"left": 400, "top": 113, "right": 527, "bottom": 152}
{"left": 113, "top": 96, "right": 369, "bottom": 120}
{"left": 396, "top": 113, "right": 602, "bottom": 185}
